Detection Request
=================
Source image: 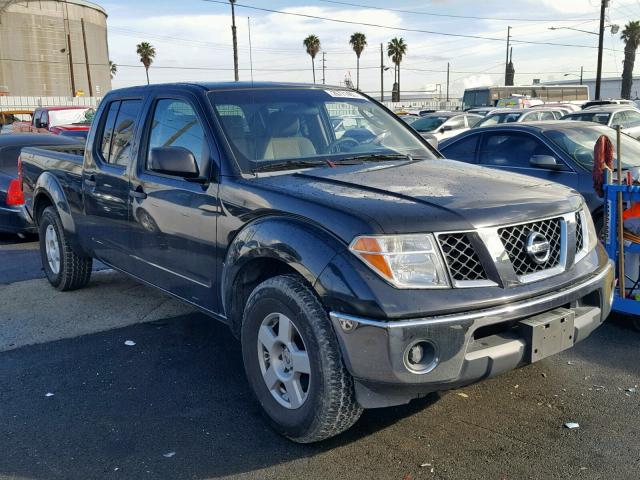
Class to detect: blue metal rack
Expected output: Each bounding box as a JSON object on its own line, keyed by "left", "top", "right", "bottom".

{"left": 603, "top": 183, "right": 640, "bottom": 316}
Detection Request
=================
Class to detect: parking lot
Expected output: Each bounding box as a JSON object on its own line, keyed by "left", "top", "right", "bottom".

{"left": 0, "top": 233, "right": 637, "bottom": 480}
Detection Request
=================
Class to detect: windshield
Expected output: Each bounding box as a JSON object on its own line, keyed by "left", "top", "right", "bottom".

{"left": 563, "top": 112, "right": 611, "bottom": 125}
{"left": 208, "top": 88, "right": 435, "bottom": 173}
{"left": 477, "top": 111, "right": 522, "bottom": 126}
{"left": 411, "top": 116, "right": 449, "bottom": 132}
{"left": 49, "top": 108, "right": 94, "bottom": 127}
{"left": 544, "top": 125, "right": 640, "bottom": 170}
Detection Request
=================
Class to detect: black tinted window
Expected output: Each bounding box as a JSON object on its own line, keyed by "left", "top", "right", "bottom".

{"left": 441, "top": 135, "right": 478, "bottom": 163}
{"left": 109, "top": 100, "right": 142, "bottom": 167}
{"left": 479, "top": 133, "right": 555, "bottom": 168}
{"left": 146, "top": 99, "right": 206, "bottom": 172}
{"left": 100, "top": 101, "right": 120, "bottom": 162}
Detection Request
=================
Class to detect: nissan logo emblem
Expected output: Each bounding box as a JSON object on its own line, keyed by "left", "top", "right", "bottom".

{"left": 526, "top": 231, "right": 551, "bottom": 264}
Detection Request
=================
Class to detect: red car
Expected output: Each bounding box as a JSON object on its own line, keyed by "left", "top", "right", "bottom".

{"left": 13, "top": 106, "right": 94, "bottom": 136}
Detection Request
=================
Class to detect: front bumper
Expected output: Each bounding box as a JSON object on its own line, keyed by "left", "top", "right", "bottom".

{"left": 0, "top": 205, "right": 36, "bottom": 235}
{"left": 329, "top": 261, "right": 614, "bottom": 408}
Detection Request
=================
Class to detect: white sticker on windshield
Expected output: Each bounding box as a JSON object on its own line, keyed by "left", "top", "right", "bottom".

{"left": 325, "top": 89, "right": 363, "bottom": 99}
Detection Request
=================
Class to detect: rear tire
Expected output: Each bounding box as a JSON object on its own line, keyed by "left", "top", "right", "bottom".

{"left": 39, "top": 206, "right": 92, "bottom": 291}
{"left": 241, "top": 274, "right": 362, "bottom": 443}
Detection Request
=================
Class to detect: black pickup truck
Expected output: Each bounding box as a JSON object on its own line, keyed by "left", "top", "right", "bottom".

{"left": 20, "top": 82, "right": 614, "bottom": 443}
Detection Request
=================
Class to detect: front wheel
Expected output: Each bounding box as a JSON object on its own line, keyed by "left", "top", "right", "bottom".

{"left": 241, "top": 274, "right": 362, "bottom": 443}
{"left": 39, "top": 206, "right": 92, "bottom": 291}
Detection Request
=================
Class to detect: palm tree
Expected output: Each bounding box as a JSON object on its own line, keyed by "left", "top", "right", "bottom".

{"left": 136, "top": 42, "right": 156, "bottom": 85}
{"left": 621, "top": 21, "right": 640, "bottom": 99}
{"left": 303, "top": 35, "right": 321, "bottom": 84}
{"left": 387, "top": 37, "right": 407, "bottom": 101}
{"left": 109, "top": 60, "right": 117, "bottom": 79}
{"left": 349, "top": 32, "right": 367, "bottom": 91}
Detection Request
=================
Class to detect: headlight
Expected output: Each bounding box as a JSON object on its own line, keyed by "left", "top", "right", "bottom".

{"left": 349, "top": 234, "right": 450, "bottom": 288}
{"left": 582, "top": 205, "right": 598, "bottom": 253}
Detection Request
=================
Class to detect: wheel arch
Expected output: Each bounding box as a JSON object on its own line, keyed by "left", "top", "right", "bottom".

{"left": 221, "top": 216, "right": 345, "bottom": 337}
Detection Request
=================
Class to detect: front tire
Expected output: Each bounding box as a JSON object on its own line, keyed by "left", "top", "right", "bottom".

{"left": 241, "top": 274, "right": 362, "bottom": 443}
{"left": 39, "top": 206, "right": 92, "bottom": 291}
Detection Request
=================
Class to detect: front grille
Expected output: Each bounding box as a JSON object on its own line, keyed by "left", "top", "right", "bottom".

{"left": 438, "top": 233, "right": 488, "bottom": 281}
{"left": 498, "top": 218, "right": 562, "bottom": 276}
{"left": 575, "top": 212, "right": 584, "bottom": 252}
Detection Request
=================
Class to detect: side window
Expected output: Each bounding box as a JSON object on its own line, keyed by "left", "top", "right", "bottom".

{"left": 446, "top": 116, "right": 466, "bottom": 129}
{"left": 441, "top": 135, "right": 479, "bottom": 163}
{"left": 466, "top": 115, "right": 482, "bottom": 128}
{"left": 521, "top": 112, "right": 539, "bottom": 123}
{"left": 33, "top": 110, "right": 42, "bottom": 127}
{"left": 625, "top": 110, "right": 640, "bottom": 127}
{"left": 146, "top": 99, "right": 206, "bottom": 173}
{"left": 611, "top": 112, "right": 623, "bottom": 127}
{"left": 99, "top": 101, "right": 120, "bottom": 163}
{"left": 41, "top": 111, "right": 49, "bottom": 127}
{"left": 110, "top": 100, "right": 142, "bottom": 167}
{"left": 479, "top": 133, "right": 556, "bottom": 169}
{"left": 539, "top": 111, "right": 555, "bottom": 121}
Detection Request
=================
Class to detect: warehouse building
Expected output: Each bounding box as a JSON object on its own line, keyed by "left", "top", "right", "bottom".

{"left": 0, "top": 0, "right": 111, "bottom": 97}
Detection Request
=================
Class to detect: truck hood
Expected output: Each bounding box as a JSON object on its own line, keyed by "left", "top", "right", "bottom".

{"left": 254, "top": 159, "right": 583, "bottom": 235}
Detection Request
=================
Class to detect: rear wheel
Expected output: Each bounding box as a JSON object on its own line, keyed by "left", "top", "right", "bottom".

{"left": 241, "top": 274, "right": 362, "bottom": 443}
{"left": 39, "top": 206, "right": 92, "bottom": 291}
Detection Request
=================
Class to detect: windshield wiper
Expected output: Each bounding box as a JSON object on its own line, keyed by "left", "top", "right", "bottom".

{"left": 253, "top": 160, "right": 329, "bottom": 172}
{"left": 329, "top": 153, "right": 416, "bottom": 164}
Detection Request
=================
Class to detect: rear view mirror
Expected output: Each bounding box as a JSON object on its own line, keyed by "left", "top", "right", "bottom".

{"left": 150, "top": 146, "right": 200, "bottom": 178}
{"left": 530, "top": 155, "right": 565, "bottom": 171}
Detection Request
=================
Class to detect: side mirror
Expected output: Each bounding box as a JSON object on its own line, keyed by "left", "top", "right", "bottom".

{"left": 440, "top": 125, "right": 453, "bottom": 133}
{"left": 150, "top": 146, "right": 200, "bottom": 178}
{"left": 35, "top": 120, "right": 47, "bottom": 129}
{"left": 530, "top": 154, "right": 565, "bottom": 171}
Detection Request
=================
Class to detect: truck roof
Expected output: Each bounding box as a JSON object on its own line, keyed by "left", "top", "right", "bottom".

{"left": 110, "top": 81, "right": 352, "bottom": 95}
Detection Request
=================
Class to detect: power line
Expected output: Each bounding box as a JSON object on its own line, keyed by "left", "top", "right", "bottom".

{"left": 312, "top": 0, "right": 599, "bottom": 22}
{"left": 200, "top": 0, "right": 619, "bottom": 51}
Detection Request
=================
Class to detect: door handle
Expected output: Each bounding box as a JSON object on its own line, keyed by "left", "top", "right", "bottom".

{"left": 130, "top": 185, "right": 147, "bottom": 200}
{"left": 84, "top": 174, "right": 96, "bottom": 187}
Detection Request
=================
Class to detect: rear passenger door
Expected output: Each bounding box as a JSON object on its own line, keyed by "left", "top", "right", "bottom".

{"left": 83, "top": 98, "right": 142, "bottom": 266}
{"left": 127, "top": 94, "right": 220, "bottom": 311}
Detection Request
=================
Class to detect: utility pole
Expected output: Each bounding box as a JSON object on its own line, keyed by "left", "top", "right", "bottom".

{"left": 62, "top": 2, "right": 75, "bottom": 97}
{"left": 322, "top": 52, "right": 326, "bottom": 85}
{"left": 80, "top": 18, "right": 93, "bottom": 96}
{"left": 380, "top": 43, "right": 384, "bottom": 102}
{"left": 446, "top": 62, "right": 450, "bottom": 102}
{"left": 504, "top": 26, "right": 511, "bottom": 86}
{"left": 595, "top": 0, "right": 607, "bottom": 100}
{"left": 580, "top": 65, "right": 584, "bottom": 85}
{"left": 247, "top": 17, "right": 253, "bottom": 83}
{"left": 230, "top": 0, "right": 239, "bottom": 82}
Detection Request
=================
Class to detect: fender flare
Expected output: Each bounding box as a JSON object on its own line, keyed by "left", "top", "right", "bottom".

{"left": 220, "top": 215, "right": 346, "bottom": 319}
{"left": 33, "top": 171, "right": 76, "bottom": 236}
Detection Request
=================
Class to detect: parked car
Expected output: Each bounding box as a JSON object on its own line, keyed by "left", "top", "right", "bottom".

{"left": 476, "top": 108, "right": 558, "bottom": 127}
{"left": 13, "top": 106, "right": 94, "bottom": 136}
{"left": 0, "top": 133, "right": 80, "bottom": 236}
{"left": 0, "top": 110, "right": 33, "bottom": 133}
{"left": 466, "top": 107, "right": 500, "bottom": 117}
{"left": 561, "top": 107, "right": 640, "bottom": 139}
{"left": 582, "top": 99, "right": 636, "bottom": 109}
{"left": 396, "top": 114, "right": 420, "bottom": 125}
{"left": 20, "top": 82, "right": 613, "bottom": 443}
{"left": 439, "top": 120, "right": 640, "bottom": 231}
{"left": 532, "top": 103, "right": 581, "bottom": 113}
{"left": 409, "top": 112, "right": 483, "bottom": 142}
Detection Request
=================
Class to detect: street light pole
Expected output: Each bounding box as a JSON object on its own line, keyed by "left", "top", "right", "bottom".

{"left": 595, "top": 0, "right": 607, "bottom": 100}
{"left": 230, "top": 0, "right": 239, "bottom": 82}
{"left": 380, "top": 43, "right": 384, "bottom": 102}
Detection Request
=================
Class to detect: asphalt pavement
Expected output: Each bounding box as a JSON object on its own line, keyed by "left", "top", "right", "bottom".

{"left": 0, "top": 233, "right": 639, "bottom": 480}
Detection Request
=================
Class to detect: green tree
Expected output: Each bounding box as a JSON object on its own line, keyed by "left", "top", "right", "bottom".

{"left": 136, "top": 42, "right": 156, "bottom": 85}
{"left": 109, "top": 60, "right": 117, "bottom": 79}
{"left": 349, "top": 32, "right": 367, "bottom": 91}
{"left": 303, "top": 35, "right": 321, "bottom": 84}
{"left": 387, "top": 37, "right": 407, "bottom": 100}
{"left": 621, "top": 21, "right": 640, "bottom": 99}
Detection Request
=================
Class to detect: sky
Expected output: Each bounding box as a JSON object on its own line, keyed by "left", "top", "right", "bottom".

{"left": 102, "top": 0, "right": 640, "bottom": 97}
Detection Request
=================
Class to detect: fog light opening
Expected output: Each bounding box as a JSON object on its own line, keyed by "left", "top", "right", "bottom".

{"left": 403, "top": 340, "right": 438, "bottom": 374}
